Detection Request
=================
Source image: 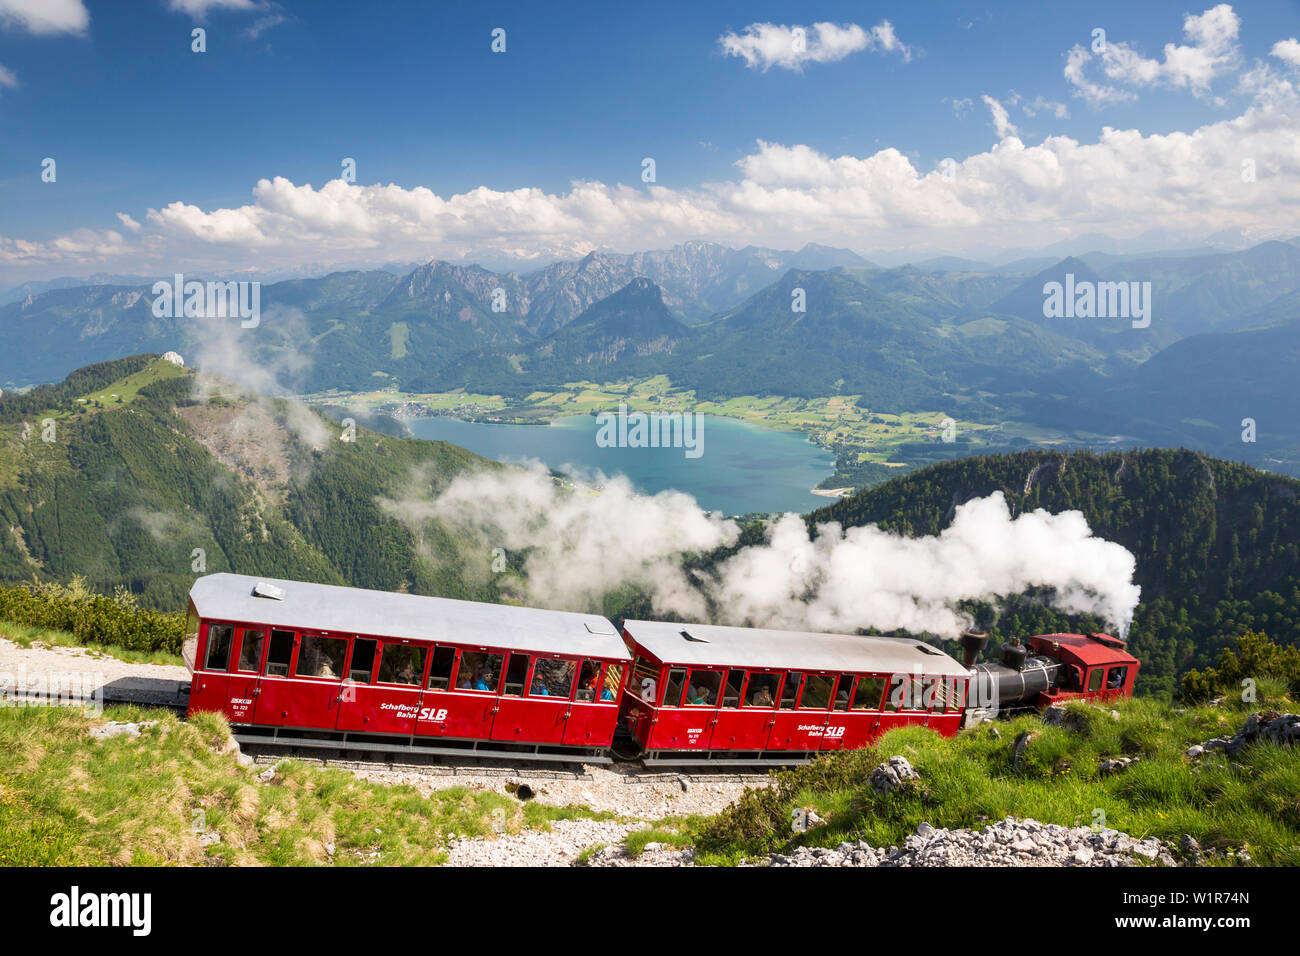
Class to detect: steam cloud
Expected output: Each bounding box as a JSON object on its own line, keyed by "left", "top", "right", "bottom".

{"left": 710, "top": 495, "right": 1141, "bottom": 638}
{"left": 427, "top": 463, "right": 739, "bottom": 619}
{"left": 424, "top": 464, "right": 1142, "bottom": 639}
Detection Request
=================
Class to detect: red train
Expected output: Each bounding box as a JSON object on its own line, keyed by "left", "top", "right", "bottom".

{"left": 183, "top": 573, "right": 1140, "bottom": 765}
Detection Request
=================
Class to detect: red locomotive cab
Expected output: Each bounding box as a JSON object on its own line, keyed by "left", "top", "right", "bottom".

{"left": 617, "top": 620, "right": 970, "bottom": 766}
{"left": 1029, "top": 633, "right": 1140, "bottom": 707}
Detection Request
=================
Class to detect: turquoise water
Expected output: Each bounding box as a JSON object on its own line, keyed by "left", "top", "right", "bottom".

{"left": 406, "top": 414, "right": 836, "bottom": 515}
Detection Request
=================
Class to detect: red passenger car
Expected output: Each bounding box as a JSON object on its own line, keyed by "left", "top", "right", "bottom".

{"left": 183, "top": 574, "right": 631, "bottom": 761}
{"left": 616, "top": 620, "right": 972, "bottom": 765}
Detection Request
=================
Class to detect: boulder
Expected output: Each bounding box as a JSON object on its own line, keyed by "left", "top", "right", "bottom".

{"left": 868, "top": 756, "right": 919, "bottom": 795}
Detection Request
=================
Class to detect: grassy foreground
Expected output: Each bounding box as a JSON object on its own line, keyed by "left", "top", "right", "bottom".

{"left": 686, "top": 694, "right": 1300, "bottom": 866}
{"left": 0, "top": 705, "right": 609, "bottom": 866}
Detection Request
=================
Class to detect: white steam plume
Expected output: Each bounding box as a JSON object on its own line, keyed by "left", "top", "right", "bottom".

{"left": 422, "top": 467, "right": 1142, "bottom": 639}
{"left": 426, "top": 462, "right": 739, "bottom": 618}
{"left": 708, "top": 493, "right": 1141, "bottom": 638}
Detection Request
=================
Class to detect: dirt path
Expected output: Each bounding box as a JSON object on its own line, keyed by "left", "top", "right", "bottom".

{"left": 0, "top": 635, "right": 190, "bottom": 708}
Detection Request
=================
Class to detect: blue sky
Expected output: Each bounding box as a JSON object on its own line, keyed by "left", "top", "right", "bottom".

{"left": 1, "top": 0, "right": 1298, "bottom": 280}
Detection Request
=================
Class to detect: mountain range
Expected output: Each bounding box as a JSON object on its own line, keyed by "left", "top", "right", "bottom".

{"left": 1, "top": 237, "right": 1297, "bottom": 476}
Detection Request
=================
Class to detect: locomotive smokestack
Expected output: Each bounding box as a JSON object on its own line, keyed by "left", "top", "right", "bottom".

{"left": 959, "top": 631, "right": 989, "bottom": 668}
{"left": 1000, "top": 634, "right": 1028, "bottom": 671}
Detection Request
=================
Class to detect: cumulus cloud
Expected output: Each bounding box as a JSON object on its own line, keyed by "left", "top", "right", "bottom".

{"left": 1066, "top": 4, "right": 1241, "bottom": 106}
{"left": 4, "top": 91, "right": 1298, "bottom": 278}
{"left": 719, "top": 20, "right": 911, "bottom": 72}
{"left": 0, "top": 0, "right": 88, "bottom": 35}
{"left": 1273, "top": 38, "right": 1300, "bottom": 68}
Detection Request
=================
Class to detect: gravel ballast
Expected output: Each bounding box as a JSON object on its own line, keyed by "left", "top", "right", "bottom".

{"left": 761, "top": 817, "right": 1182, "bottom": 867}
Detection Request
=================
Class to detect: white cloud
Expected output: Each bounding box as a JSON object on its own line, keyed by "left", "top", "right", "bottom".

{"left": 0, "top": 63, "right": 17, "bottom": 89}
{"left": 166, "top": 0, "right": 258, "bottom": 17}
{"left": 1273, "top": 38, "right": 1300, "bottom": 68}
{"left": 4, "top": 95, "right": 1298, "bottom": 279}
{"left": 982, "top": 94, "right": 1019, "bottom": 138}
{"left": 0, "top": 0, "right": 88, "bottom": 35}
{"left": 1023, "top": 96, "right": 1070, "bottom": 119}
{"left": 1066, "top": 4, "right": 1241, "bottom": 106}
{"left": 243, "top": 11, "right": 287, "bottom": 39}
{"left": 946, "top": 96, "right": 974, "bottom": 118}
{"left": 1236, "top": 61, "right": 1296, "bottom": 108}
{"left": 719, "top": 20, "right": 911, "bottom": 72}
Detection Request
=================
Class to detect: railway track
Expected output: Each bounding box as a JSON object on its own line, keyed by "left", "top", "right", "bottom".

{"left": 88, "top": 682, "right": 778, "bottom": 782}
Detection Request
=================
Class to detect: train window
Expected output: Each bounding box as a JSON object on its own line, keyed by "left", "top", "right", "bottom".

{"left": 632, "top": 657, "right": 660, "bottom": 703}
{"left": 350, "top": 638, "right": 377, "bottom": 684}
{"left": 832, "top": 674, "right": 853, "bottom": 711}
{"left": 799, "top": 674, "right": 835, "bottom": 710}
{"left": 503, "top": 653, "right": 530, "bottom": 696}
{"left": 1106, "top": 666, "right": 1128, "bottom": 690}
{"left": 663, "top": 668, "right": 687, "bottom": 707}
{"left": 886, "top": 674, "right": 924, "bottom": 711}
{"left": 921, "top": 677, "right": 942, "bottom": 711}
{"left": 1088, "top": 668, "right": 1104, "bottom": 692}
{"left": 944, "top": 677, "right": 965, "bottom": 712}
{"left": 905, "top": 677, "right": 926, "bottom": 710}
{"left": 779, "top": 673, "right": 802, "bottom": 710}
{"left": 532, "top": 658, "right": 576, "bottom": 698}
{"left": 236, "top": 629, "right": 265, "bottom": 673}
{"left": 378, "top": 644, "right": 427, "bottom": 686}
{"left": 204, "top": 624, "right": 234, "bottom": 671}
{"left": 298, "top": 635, "right": 348, "bottom": 680}
{"left": 600, "top": 664, "right": 623, "bottom": 703}
{"left": 743, "top": 672, "right": 779, "bottom": 708}
{"left": 457, "top": 652, "right": 504, "bottom": 692}
{"left": 684, "top": 670, "right": 721, "bottom": 706}
{"left": 721, "top": 670, "right": 744, "bottom": 708}
{"left": 427, "top": 646, "right": 456, "bottom": 690}
{"left": 266, "top": 630, "right": 294, "bottom": 677}
{"left": 852, "top": 676, "right": 885, "bottom": 711}
{"left": 575, "top": 660, "right": 601, "bottom": 701}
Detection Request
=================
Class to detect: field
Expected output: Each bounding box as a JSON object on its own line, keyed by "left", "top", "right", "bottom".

{"left": 3, "top": 690, "right": 1294, "bottom": 867}
{"left": 0, "top": 705, "right": 619, "bottom": 866}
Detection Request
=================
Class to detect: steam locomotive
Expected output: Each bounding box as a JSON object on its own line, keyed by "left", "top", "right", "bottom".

{"left": 183, "top": 573, "right": 1139, "bottom": 766}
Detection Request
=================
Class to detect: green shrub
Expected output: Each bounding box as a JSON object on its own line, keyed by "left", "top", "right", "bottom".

{"left": 1180, "top": 631, "right": 1300, "bottom": 704}
{"left": 0, "top": 575, "right": 183, "bottom": 654}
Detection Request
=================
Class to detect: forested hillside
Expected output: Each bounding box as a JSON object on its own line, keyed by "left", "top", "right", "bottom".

{"left": 809, "top": 449, "right": 1300, "bottom": 697}
{"left": 0, "top": 356, "right": 505, "bottom": 609}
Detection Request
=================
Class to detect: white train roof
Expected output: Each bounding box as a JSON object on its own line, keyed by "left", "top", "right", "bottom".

{"left": 189, "top": 574, "right": 630, "bottom": 660}
{"left": 623, "top": 619, "right": 968, "bottom": 677}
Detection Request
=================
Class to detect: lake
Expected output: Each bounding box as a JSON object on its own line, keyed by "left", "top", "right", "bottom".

{"left": 405, "top": 413, "right": 836, "bottom": 514}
